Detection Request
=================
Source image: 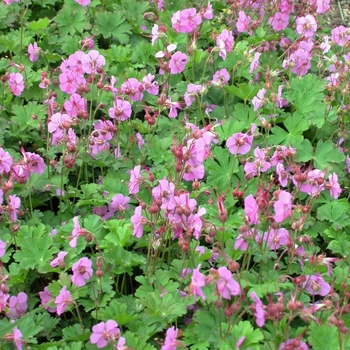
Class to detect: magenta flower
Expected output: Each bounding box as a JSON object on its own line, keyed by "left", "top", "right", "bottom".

{"left": 273, "top": 191, "right": 292, "bottom": 223}
{"left": 23, "top": 152, "right": 46, "bottom": 174}
{"left": 71, "top": 257, "right": 93, "bottom": 287}
{"left": 50, "top": 251, "right": 68, "bottom": 268}
{"left": 121, "top": 78, "right": 143, "bottom": 101}
{"left": 64, "top": 93, "right": 85, "bottom": 117}
{"left": 6, "top": 292, "right": 27, "bottom": 319}
{"left": 226, "top": 132, "right": 253, "bottom": 155}
{"left": 8, "top": 73, "right": 24, "bottom": 96}
{"left": 0, "top": 288, "right": 9, "bottom": 313}
{"left": 39, "top": 286, "right": 56, "bottom": 313}
{"left": 216, "top": 266, "right": 241, "bottom": 299}
{"left": 162, "top": 326, "right": 182, "bottom": 350}
{"left": 55, "top": 286, "right": 73, "bottom": 316}
{"left": 190, "top": 265, "right": 206, "bottom": 300}
{"left": 90, "top": 320, "right": 120, "bottom": 348}
{"left": 0, "top": 239, "right": 6, "bottom": 258}
{"left": 81, "top": 50, "right": 105, "bottom": 74}
{"left": 250, "top": 291, "right": 265, "bottom": 327}
{"left": 169, "top": 51, "right": 188, "bottom": 74}
{"left": 302, "top": 274, "right": 331, "bottom": 296}
{"left": 0, "top": 147, "right": 13, "bottom": 174}
{"left": 131, "top": 206, "right": 146, "bottom": 238}
{"left": 28, "top": 42, "right": 41, "bottom": 62}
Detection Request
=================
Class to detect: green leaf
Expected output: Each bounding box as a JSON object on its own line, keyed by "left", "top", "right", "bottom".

{"left": 206, "top": 146, "right": 239, "bottom": 192}
{"left": 307, "top": 324, "right": 339, "bottom": 350}
{"left": 28, "top": 17, "right": 51, "bottom": 33}
{"left": 224, "top": 83, "right": 260, "bottom": 100}
{"left": 54, "top": 6, "right": 91, "bottom": 36}
{"left": 269, "top": 112, "right": 309, "bottom": 146}
{"left": 103, "top": 219, "right": 132, "bottom": 248}
{"left": 11, "top": 101, "right": 45, "bottom": 132}
{"left": 317, "top": 199, "right": 350, "bottom": 223}
{"left": 295, "top": 139, "right": 314, "bottom": 163}
{"left": 95, "top": 11, "right": 132, "bottom": 43}
{"left": 313, "top": 140, "right": 345, "bottom": 170}
{"left": 231, "top": 321, "right": 264, "bottom": 349}
{"left": 13, "top": 225, "right": 56, "bottom": 273}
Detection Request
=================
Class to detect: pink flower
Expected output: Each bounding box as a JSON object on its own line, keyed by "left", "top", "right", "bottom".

{"left": 0, "top": 239, "right": 6, "bottom": 258}
{"left": 151, "top": 24, "right": 160, "bottom": 46}
{"left": 331, "top": 26, "right": 350, "bottom": 47}
{"left": 64, "top": 93, "right": 85, "bottom": 117}
{"left": 169, "top": 51, "right": 188, "bottom": 74}
{"left": 75, "top": 0, "right": 90, "bottom": 5}
{"left": 326, "top": 173, "right": 341, "bottom": 199}
{"left": 216, "top": 29, "right": 234, "bottom": 60}
{"left": 262, "top": 228, "right": 289, "bottom": 250}
{"left": 8, "top": 73, "right": 24, "bottom": 96}
{"left": 55, "top": 286, "right": 73, "bottom": 316}
{"left": 28, "top": 42, "right": 41, "bottom": 62}
{"left": 109, "top": 194, "right": 130, "bottom": 214}
{"left": 50, "top": 251, "right": 68, "bottom": 268}
{"left": 216, "top": 266, "right": 241, "bottom": 299}
{"left": 252, "top": 88, "right": 267, "bottom": 111}
{"left": 236, "top": 11, "right": 251, "bottom": 33}
{"left": 190, "top": 265, "right": 206, "bottom": 300}
{"left": 249, "top": 52, "right": 261, "bottom": 73}
{"left": 171, "top": 8, "right": 202, "bottom": 33}
{"left": 90, "top": 320, "right": 121, "bottom": 348}
{"left": 244, "top": 195, "right": 259, "bottom": 225}
{"left": 203, "top": 2, "right": 213, "bottom": 20}
{"left": 4, "top": 326, "right": 23, "bottom": 350}
{"left": 69, "top": 216, "right": 81, "bottom": 248}
{"left": 302, "top": 274, "right": 331, "bottom": 296}
{"left": 296, "top": 15, "right": 317, "bottom": 38}
{"left": 212, "top": 68, "right": 230, "bottom": 87}
{"left": 131, "top": 206, "right": 146, "bottom": 238}
{"left": 316, "top": 0, "right": 330, "bottom": 13}
{"left": 39, "top": 287, "right": 56, "bottom": 313}
{"left": 6, "top": 292, "right": 27, "bottom": 319}
{"left": 162, "top": 326, "right": 182, "bottom": 350}
{"left": 279, "top": 339, "right": 308, "bottom": 349}
{"left": 108, "top": 98, "right": 132, "bottom": 121}
{"left": 71, "top": 257, "right": 93, "bottom": 287}
{"left": 273, "top": 191, "right": 292, "bottom": 223}
{"left": 121, "top": 78, "right": 144, "bottom": 101}
{"left": 128, "top": 165, "right": 143, "bottom": 194}
{"left": 0, "top": 147, "right": 13, "bottom": 174}
{"left": 23, "top": 151, "right": 46, "bottom": 174}
{"left": 250, "top": 292, "right": 265, "bottom": 327}
{"left": 8, "top": 195, "right": 20, "bottom": 221}
{"left": 346, "top": 155, "right": 350, "bottom": 173}
{"left": 268, "top": 12, "right": 289, "bottom": 31}
{"left": 226, "top": 132, "right": 253, "bottom": 155}
{"left": 81, "top": 50, "right": 105, "bottom": 74}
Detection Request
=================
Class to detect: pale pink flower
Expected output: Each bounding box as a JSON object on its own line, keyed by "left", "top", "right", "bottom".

{"left": 326, "top": 173, "right": 341, "bottom": 199}
{"left": 55, "top": 286, "right": 73, "bottom": 316}
{"left": 131, "top": 206, "right": 146, "bottom": 238}
{"left": 50, "top": 251, "right": 68, "bottom": 268}
{"left": 0, "top": 239, "right": 6, "bottom": 258}
{"left": 90, "top": 320, "right": 121, "bottom": 348}
{"left": 190, "top": 265, "right": 206, "bottom": 300}
{"left": 8, "top": 73, "right": 24, "bottom": 96}
{"left": 162, "top": 326, "right": 182, "bottom": 350}
{"left": 226, "top": 132, "right": 253, "bottom": 155}
{"left": 71, "top": 257, "right": 93, "bottom": 287}
{"left": 302, "top": 274, "right": 331, "bottom": 296}
{"left": 244, "top": 194, "right": 259, "bottom": 225}
{"left": 7, "top": 292, "right": 27, "bottom": 319}
{"left": 250, "top": 292, "right": 265, "bottom": 327}
{"left": 0, "top": 147, "right": 13, "bottom": 174}
{"left": 28, "top": 42, "right": 41, "bottom": 62}
{"left": 268, "top": 12, "right": 289, "bottom": 31}
{"left": 296, "top": 15, "right": 317, "bottom": 38}
{"left": 216, "top": 266, "right": 241, "bottom": 299}
{"left": 169, "top": 51, "right": 188, "bottom": 74}
{"left": 81, "top": 50, "right": 105, "bottom": 74}
{"left": 39, "top": 287, "right": 56, "bottom": 313}
{"left": 75, "top": 0, "right": 90, "bottom": 5}
{"left": 273, "top": 191, "right": 292, "bottom": 223}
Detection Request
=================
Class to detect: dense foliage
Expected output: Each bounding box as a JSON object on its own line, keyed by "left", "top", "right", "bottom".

{"left": 0, "top": 0, "right": 349, "bottom": 349}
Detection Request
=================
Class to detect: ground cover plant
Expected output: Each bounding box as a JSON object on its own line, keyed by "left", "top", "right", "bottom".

{"left": 0, "top": 0, "right": 349, "bottom": 349}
